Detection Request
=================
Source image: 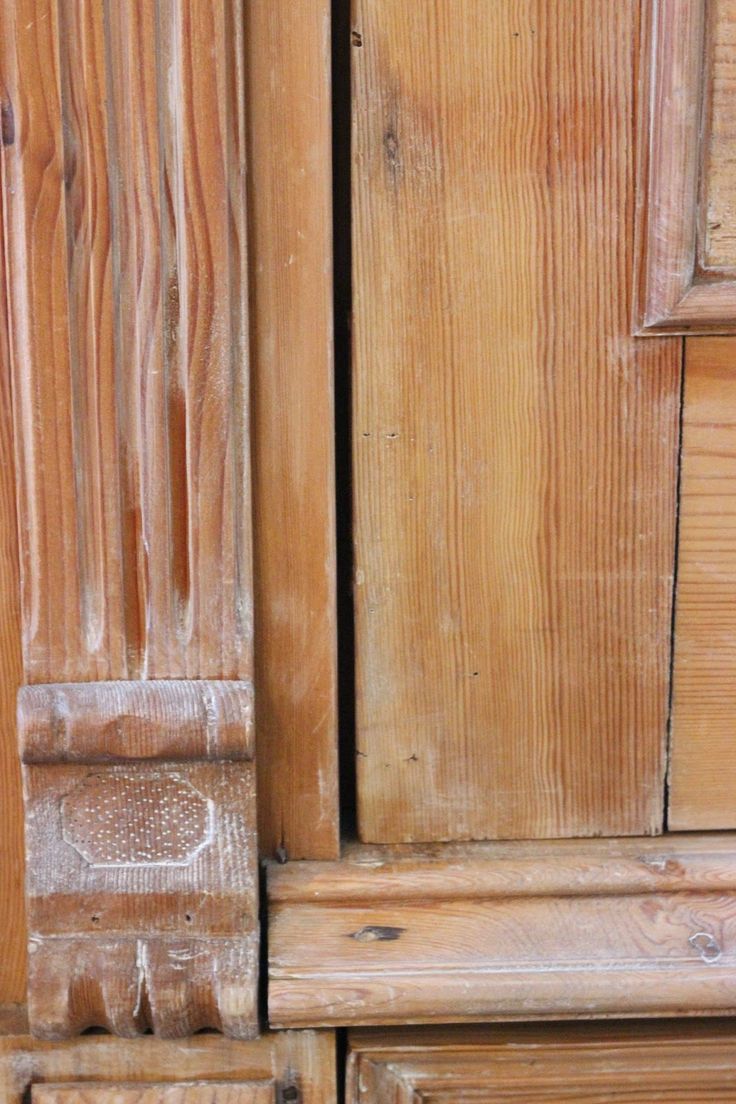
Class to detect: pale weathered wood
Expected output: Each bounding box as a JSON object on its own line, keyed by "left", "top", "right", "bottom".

{"left": 0, "top": 83, "right": 24, "bottom": 1006}
{"left": 246, "top": 0, "right": 339, "bottom": 861}
{"left": 33, "top": 1085, "right": 273, "bottom": 1104}
{"left": 637, "top": 0, "right": 736, "bottom": 331}
{"left": 269, "top": 836, "right": 736, "bottom": 1026}
{"left": 353, "top": 0, "right": 681, "bottom": 842}
{"left": 348, "top": 1021, "right": 736, "bottom": 1102}
{"left": 0, "top": 0, "right": 251, "bottom": 682}
{"left": 20, "top": 682, "right": 258, "bottom": 1039}
{"left": 669, "top": 337, "right": 736, "bottom": 828}
{"left": 0, "top": 1027, "right": 336, "bottom": 1104}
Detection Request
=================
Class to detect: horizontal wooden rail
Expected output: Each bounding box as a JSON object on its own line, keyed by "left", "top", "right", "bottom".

{"left": 269, "top": 836, "right": 736, "bottom": 1027}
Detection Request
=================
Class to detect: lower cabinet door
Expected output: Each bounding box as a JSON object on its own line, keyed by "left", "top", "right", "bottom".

{"left": 347, "top": 1022, "right": 736, "bottom": 1101}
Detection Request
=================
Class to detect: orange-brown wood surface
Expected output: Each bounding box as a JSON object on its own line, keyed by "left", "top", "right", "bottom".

{"left": 352, "top": 0, "right": 681, "bottom": 842}
{"left": 348, "top": 1021, "right": 736, "bottom": 1102}
{"left": 0, "top": 1028, "right": 336, "bottom": 1104}
{"left": 246, "top": 0, "right": 339, "bottom": 861}
{"left": 0, "top": 91, "right": 24, "bottom": 1006}
{"left": 669, "top": 337, "right": 736, "bottom": 828}
{"left": 1, "top": 0, "right": 251, "bottom": 683}
{"left": 32, "top": 1086, "right": 273, "bottom": 1104}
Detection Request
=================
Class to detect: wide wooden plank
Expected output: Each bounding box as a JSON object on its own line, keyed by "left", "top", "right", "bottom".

{"left": 348, "top": 1022, "right": 736, "bottom": 1103}
{"left": 352, "top": 0, "right": 681, "bottom": 841}
{"left": 669, "top": 337, "right": 736, "bottom": 828}
{"left": 0, "top": 1029, "right": 336, "bottom": 1104}
{"left": 0, "top": 83, "right": 24, "bottom": 1006}
{"left": 0, "top": 0, "right": 251, "bottom": 682}
{"left": 269, "top": 837, "right": 736, "bottom": 1026}
{"left": 246, "top": 0, "right": 339, "bottom": 860}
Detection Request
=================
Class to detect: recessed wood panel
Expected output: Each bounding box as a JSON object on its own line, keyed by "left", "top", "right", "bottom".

{"left": 348, "top": 1021, "right": 736, "bottom": 1102}
{"left": 352, "top": 0, "right": 680, "bottom": 842}
{"left": 637, "top": 0, "right": 736, "bottom": 331}
{"left": 669, "top": 337, "right": 736, "bottom": 828}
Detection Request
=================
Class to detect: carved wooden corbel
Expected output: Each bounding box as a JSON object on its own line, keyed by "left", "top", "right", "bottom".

{"left": 20, "top": 681, "right": 257, "bottom": 1038}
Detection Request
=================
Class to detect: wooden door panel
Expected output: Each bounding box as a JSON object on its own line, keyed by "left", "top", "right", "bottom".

{"left": 347, "top": 1022, "right": 736, "bottom": 1102}
{"left": 352, "top": 0, "right": 681, "bottom": 843}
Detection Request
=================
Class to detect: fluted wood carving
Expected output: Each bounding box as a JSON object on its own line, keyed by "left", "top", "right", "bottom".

{"left": 0, "top": 0, "right": 256, "bottom": 1038}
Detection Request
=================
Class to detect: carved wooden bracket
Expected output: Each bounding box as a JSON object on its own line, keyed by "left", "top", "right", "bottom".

{"left": 19, "top": 680, "right": 258, "bottom": 1040}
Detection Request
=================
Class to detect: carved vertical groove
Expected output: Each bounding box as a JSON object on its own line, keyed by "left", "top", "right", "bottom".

{"left": 1, "top": 0, "right": 251, "bottom": 682}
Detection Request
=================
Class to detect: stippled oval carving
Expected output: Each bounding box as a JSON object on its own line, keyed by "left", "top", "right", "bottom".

{"left": 61, "top": 772, "right": 213, "bottom": 866}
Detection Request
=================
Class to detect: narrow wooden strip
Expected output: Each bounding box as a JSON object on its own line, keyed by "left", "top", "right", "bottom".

{"left": 19, "top": 681, "right": 254, "bottom": 763}
{"left": 268, "top": 838, "right": 736, "bottom": 1026}
{"left": 669, "top": 336, "right": 736, "bottom": 828}
{"left": 247, "top": 0, "right": 339, "bottom": 861}
{"left": 269, "top": 837, "right": 736, "bottom": 903}
{"left": 0, "top": 28, "right": 24, "bottom": 1006}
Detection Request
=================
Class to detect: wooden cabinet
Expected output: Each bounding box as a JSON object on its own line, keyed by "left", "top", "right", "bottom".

{"left": 4, "top": 0, "right": 736, "bottom": 1097}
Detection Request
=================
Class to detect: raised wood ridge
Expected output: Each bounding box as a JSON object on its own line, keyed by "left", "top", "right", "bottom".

{"left": 269, "top": 837, "right": 736, "bottom": 1027}
{"left": 19, "top": 681, "right": 254, "bottom": 764}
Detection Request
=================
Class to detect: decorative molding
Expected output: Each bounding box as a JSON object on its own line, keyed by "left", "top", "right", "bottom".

{"left": 269, "top": 837, "right": 736, "bottom": 1027}
{"left": 0, "top": 1024, "right": 336, "bottom": 1104}
{"left": 20, "top": 681, "right": 258, "bottom": 1039}
{"left": 347, "top": 1022, "right": 736, "bottom": 1102}
{"left": 636, "top": 0, "right": 736, "bottom": 332}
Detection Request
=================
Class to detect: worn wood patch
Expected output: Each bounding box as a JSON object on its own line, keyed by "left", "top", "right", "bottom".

{"left": 20, "top": 682, "right": 258, "bottom": 1039}
{"left": 269, "top": 837, "right": 736, "bottom": 1026}
{"left": 32, "top": 1085, "right": 273, "bottom": 1104}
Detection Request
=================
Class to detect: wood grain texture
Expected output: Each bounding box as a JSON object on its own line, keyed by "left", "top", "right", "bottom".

{"left": 0, "top": 0, "right": 251, "bottom": 682}
{"left": 669, "top": 337, "right": 736, "bottom": 828}
{"left": 637, "top": 0, "right": 736, "bottom": 331}
{"left": 33, "top": 1086, "right": 273, "bottom": 1104}
{"left": 246, "top": 0, "right": 339, "bottom": 861}
{"left": 702, "top": 0, "right": 736, "bottom": 270}
{"left": 348, "top": 1021, "right": 736, "bottom": 1102}
{"left": 0, "top": 1028, "right": 336, "bottom": 1104}
{"left": 0, "top": 81, "right": 24, "bottom": 1005}
{"left": 269, "top": 836, "right": 736, "bottom": 1026}
{"left": 353, "top": 0, "right": 681, "bottom": 842}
